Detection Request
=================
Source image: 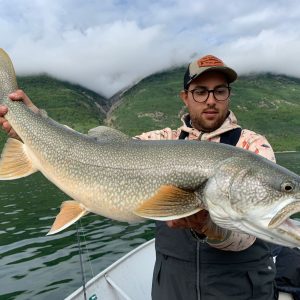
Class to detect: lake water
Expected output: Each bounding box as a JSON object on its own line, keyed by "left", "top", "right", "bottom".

{"left": 0, "top": 152, "right": 299, "bottom": 300}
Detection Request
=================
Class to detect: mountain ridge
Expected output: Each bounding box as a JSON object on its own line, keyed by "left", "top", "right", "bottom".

{"left": 0, "top": 71, "right": 299, "bottom": 151}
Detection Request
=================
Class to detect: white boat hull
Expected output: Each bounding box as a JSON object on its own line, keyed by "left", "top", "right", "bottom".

{"left": 65, "top": 239, "right": 155, "bottom": 300}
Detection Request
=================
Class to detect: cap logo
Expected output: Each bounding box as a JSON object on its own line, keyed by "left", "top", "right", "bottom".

{"left": 197, "top": 55, "right": 224, "bottom": 67}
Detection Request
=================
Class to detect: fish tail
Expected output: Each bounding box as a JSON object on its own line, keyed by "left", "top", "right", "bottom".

{"left": 0, "top": 49, "right": 18, "bottom": 103}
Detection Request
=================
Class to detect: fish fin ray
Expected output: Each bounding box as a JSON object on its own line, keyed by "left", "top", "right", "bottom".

{"left": 134, "top": 185, "right": 201, "bottom": 221}
{"left": 47, "top": 200, "right": 88, "bottom": 235}
{"left": 0, "top": 138, "right": 38, "bottom": 180}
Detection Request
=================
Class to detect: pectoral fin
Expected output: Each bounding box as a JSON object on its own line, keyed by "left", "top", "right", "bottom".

{"left": 0, "top": 138, "right": 38, "bottom": 180}
{"left": 47, "top": 201, "right": 88, "bottom": 235}
{"left": 134, "top": 185, "right": 201, "bottom": 221}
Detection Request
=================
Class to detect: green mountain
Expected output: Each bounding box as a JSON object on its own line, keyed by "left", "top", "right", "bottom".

{"left": 0, "top": 74, "right": 107, "bottom": 147}
{"left": 108, "top": 69, "right": 300, "bottom": 151}
{"left": 0, "top": 71, "right": 299, "bottom": 152}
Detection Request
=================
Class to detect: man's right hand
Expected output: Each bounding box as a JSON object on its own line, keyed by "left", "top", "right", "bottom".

{"left": 0, "top": 90, "right": 39, "bottom": 139}
{"left": 166, "top": 210, "right": 210, "bottom": 234}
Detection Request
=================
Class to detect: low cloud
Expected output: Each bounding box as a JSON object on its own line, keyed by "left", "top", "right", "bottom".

{"left": 1, "top": 0, "right": 300, "bottom": 97}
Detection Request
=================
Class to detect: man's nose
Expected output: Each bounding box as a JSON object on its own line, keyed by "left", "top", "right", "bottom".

{"left": 206, "top": 91, "right": 217, "bottom": 105}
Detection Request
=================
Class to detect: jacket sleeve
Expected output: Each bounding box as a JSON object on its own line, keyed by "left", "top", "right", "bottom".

{"left": 207, "top": 130, "right": 276, "bottom": 251}
{"left": 236, "top": 129, "right": 276, "bottom": 163}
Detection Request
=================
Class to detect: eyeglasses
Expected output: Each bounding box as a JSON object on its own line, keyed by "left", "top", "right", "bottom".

{"left": 185, "top": 86, "right": 231, "bottom": 103}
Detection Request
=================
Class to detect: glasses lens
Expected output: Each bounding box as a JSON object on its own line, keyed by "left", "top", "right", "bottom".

{"left": 192, "top": 88, "right": 208, "bottom": 103}
{"left": 190, "top": 87, "right": 230, "bottom": 102}
{"left": 213, "top": 87, "right": 230, "bottom": 101}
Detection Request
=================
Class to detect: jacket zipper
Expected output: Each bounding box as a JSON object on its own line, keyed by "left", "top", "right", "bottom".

{"left": 196, "top": 241, "right": 201, "bottom": 300}
{"left": 191, "top": 229, "right": 207, "bottom": 300}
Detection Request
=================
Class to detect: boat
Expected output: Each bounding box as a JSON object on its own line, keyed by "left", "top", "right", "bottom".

{"left": 65, "top": 239, "right": 294, "bottom": 300}
{"left": 65, "top": 239, "right": 155, "bottom": 300}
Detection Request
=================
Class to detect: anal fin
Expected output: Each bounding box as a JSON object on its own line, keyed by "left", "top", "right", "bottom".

{"left": 47, "top": 200, "right": 88, "bottom": 235}
{"left": 0, "top": 138, "right": 38, "bottom": 180}
{"left": 134, "top": 185, "right": 201, "bottom": 221}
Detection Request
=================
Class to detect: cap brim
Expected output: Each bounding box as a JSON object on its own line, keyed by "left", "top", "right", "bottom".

{"left": 185, "top": 66, "right": 237, "bottom": 89}
{"left": 206, "top": 66, "right": 237, "bottom": 83}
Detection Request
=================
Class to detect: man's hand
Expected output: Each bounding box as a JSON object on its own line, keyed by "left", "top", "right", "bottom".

{"left": 166, "top": 210, "right": 210, "bottom": 235}
{"left": 0, "top": 90, "right": 39, "bottom": 139}
{"left": 167, "top": 210, "right": 229, "bottom": 241}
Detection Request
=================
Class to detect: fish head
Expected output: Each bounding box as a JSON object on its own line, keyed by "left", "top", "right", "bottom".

{"left": 205, "top": 154, "right": 300, "bottom": 247}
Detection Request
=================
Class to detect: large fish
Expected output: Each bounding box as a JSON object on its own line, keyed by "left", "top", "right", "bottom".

{"left": 0, "top": 49, "right": 300, "bottom": 247}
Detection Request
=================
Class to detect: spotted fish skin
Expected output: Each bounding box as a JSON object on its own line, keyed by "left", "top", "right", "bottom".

{"left": 0, "top": 49, "right": 300, "bottom": 247}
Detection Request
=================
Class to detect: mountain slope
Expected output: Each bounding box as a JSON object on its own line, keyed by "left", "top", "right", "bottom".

{"left": 108, "top": 70, "right": 300, "bottom": 151}
{"left": 1, "top": 72, "right": 299, "bottom": 152}
{"left": 0, "top": 75, "right": 107, "bottom": 147}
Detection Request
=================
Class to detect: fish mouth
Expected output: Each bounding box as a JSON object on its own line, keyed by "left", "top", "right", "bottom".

{"left": 268, "top": 201, "right": 300, "bottom": 240}
{"left": 269, "top": 201, "right": 300, "bottom": 228}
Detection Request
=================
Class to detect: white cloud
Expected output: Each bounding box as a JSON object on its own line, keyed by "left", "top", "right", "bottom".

{"left": 1, "top": 0, "right": 300, "bottom": 97}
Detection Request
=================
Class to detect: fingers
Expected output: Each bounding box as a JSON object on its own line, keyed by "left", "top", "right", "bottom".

{"left": 8, "top": 90, "right": 39, "bottom": 113}
{"left": 166, "top": 210, "right": 210, "bottom": 232}
{"left": 0, "top": 105, "right": 15, "bottom": 137}
{"left": 1, "top": 119, "right": 11, "bottom": 131}
{"left": 7, "top": 127, "right": 18, "bottom": 138}
{"left": 1, "top": 90, "right": 35, "bottom": 141}
{"left": 0, "top": 106, "right": 10, "bottom": 133}
{"left": 9, "top": 89, "right": 31, "bottom": 104}
{"left": 166, "top": 219, "right": 187, "bottom": 229}
{"left": 0, "top": 118, "right": 17, "bottom": 137}
{"left": 188, "top": 210, "right": 209, "bottom": 225}
{"left": 0, "top": 105, "right": 8, "bottom": 117}
{"left": 166, "top": 218, "right": 193, "bottom": 229}
{"left": 0, "top": 105, "right": 18, "bottom": 138}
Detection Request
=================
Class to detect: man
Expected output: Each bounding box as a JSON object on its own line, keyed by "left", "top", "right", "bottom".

{"left": 0, "top": 55, "right": 284, "bottom": 300}
{"left": 134, "top": 55, "right": 280, "bottom": 300}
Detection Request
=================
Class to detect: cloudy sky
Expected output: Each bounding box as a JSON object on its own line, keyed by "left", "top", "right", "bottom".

{"left": 1, "top": 0, "right": 300, "bottom": 97}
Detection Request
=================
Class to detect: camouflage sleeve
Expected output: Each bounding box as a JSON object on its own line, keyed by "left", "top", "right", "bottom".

{"left": 134, "top": 128, "right": 179, "bottom": 140}
{"left": 207, "top": 130, "right": 275, "bottom": 251}
{"left": 237, "top": 129, "right": 276, "bottom": 162}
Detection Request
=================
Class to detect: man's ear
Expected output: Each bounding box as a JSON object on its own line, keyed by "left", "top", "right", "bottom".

{"left": 180, "top": 90, "right": 188, "bottom": 106}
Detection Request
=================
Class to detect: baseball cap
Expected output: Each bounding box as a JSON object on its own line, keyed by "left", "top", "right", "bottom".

{"left": 183, "top": 55, "right": 237, "bottom": 89}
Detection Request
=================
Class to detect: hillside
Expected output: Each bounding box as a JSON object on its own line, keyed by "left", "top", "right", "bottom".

{"left": 0, "top": 75, "right": 107, "bottom": 147}
{"left": 108, "top": 70, "right": 300, "bottom": 151}
{"left": 0, "top": 71, "right": 299, "bottom": 152}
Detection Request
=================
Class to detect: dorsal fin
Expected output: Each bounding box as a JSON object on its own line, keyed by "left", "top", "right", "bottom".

{"left": 88, "top": 126, "right": 130, "bottom": 142}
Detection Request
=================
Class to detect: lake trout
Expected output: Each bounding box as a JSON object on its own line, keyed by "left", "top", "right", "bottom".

{"left": 0, "top": 49, "right": 300, "bottom": 247}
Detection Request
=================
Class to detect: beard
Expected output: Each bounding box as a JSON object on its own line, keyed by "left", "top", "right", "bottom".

{"left": 189, "top": 109, "right": 229, "bottom": 133}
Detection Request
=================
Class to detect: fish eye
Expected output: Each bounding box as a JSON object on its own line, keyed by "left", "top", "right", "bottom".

{"left": 281, "top": 182, "right": 294, "bottom": 192}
